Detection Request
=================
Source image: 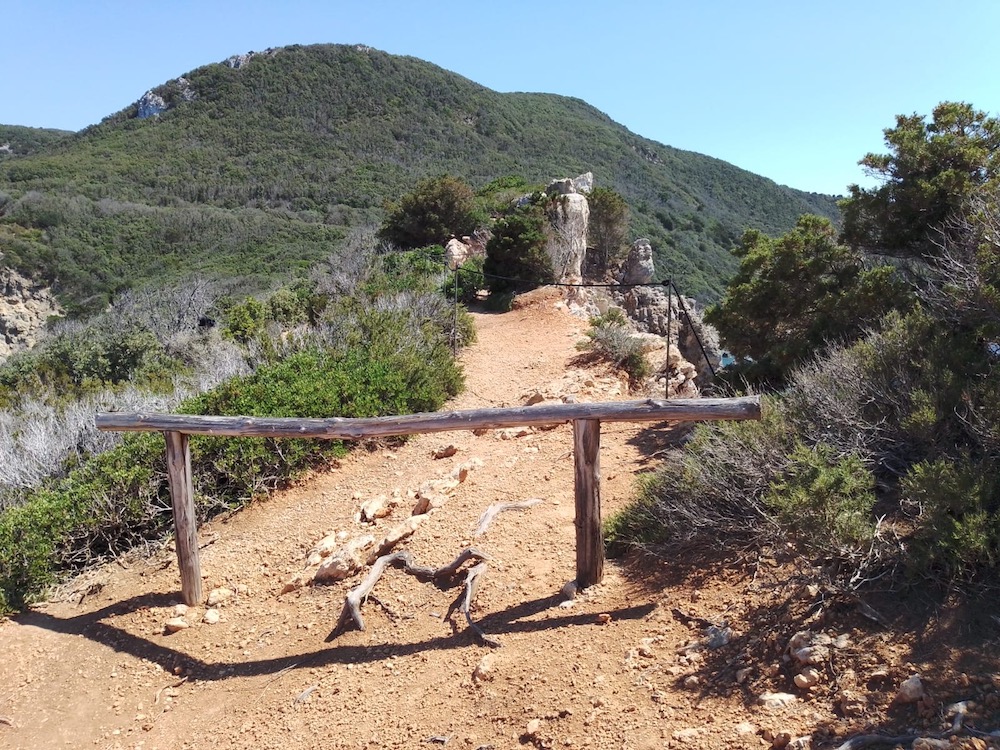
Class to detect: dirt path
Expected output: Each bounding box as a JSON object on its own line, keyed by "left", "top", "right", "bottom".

{"left": 3, "top": 288, "right": 997, "bottom": 750}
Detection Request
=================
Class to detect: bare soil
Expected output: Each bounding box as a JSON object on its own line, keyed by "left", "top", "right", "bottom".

{"left": 3, "top": 287, "right": 1000, "bottom": 750}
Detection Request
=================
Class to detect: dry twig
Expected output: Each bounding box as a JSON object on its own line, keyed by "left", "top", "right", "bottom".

{"left": 474, "top": 498, "right": 542, "bottom": 537}
{"left": 333, "top": 548, "right": 491, "bottom": 638}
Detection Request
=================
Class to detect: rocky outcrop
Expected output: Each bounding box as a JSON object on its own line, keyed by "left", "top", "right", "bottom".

{"left": 620, "top": 239, "right": 655, "bottom": 285}
{"left": 137, "top": 91, "right": 168, "bottom": 119}
{"left": 223, "top": 48, "right": 279, "bottom": 69}
{"left": 0, "top": 268, "right": 62, "bottom": 360}
{"left": 547, "top": 193, "right": 589, "bottom": 282}
{"left": 542, "top": 173, "right": 593, "bottom": 283}
{"left": 136, "top": 77, "right": 197, "bottom": 119}
{"left": 612, "top": 283, "right": 722, "bottom": 386}
{"left": 444, "top": 238, "right": 471, "bottom": 270}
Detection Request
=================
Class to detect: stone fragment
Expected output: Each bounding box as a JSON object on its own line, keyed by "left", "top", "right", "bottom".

{"left": 163, "top": 617, "right": 190, "bottom": 634}
{"left": 912, "top": 740, "right": 950, "bottom": 750}
{"left": 836, "top": 689, "right": 866, "bottom": 717}
{"left": 758, "top": 692, "right": 798, "bottom": 709}
{"left": 596, "top": 613, "right": 612, "bottom": 625}
{"left": 787, "top": 630, "right": 832, "bottom": 666}
{"left": 432, "top": 444, "right": 458, "bottom": 459}
{"left": 314, "top": 535, "right": 375, "bottom": 582}
{"left": 367, "top": 515, "right": 426, "bottom": 563}
{"left": 683, "top": 675, "right": 700, "bottom": 689}
{"left": 203, "top": 609, "right": 220, "bottom": 625}
{"left": 524, "top": 392, "right": 545, "bottom": 406}
{"left": 173, "top": 604, "right": 189, "bottom": 617}
{"left": 472, "top": 654, "right": 495, "bottom": 683}
{"left": 526, "top": 718, "right": 542, "bottom": 736}
{"left": 206, "top": 587, "right": 234, "bottom": 607}
{"left": 280, "top": 570, "right": 312, "bottom": 595}
{"left": 360, "top": 495, "right": 396, "bottom": 523}
{"left": 705, "top": 625, "right": 732, "bottom": 649}
{"left": 794, "top": 667, "right": 821, "bottom": 689}
{"left": 895, "top": 674, "right": 925, "bottom": 704}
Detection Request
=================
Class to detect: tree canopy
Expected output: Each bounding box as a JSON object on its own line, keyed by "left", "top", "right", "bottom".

{"left": 483, "top": 200, "right": 553, "bottom": 294}
{"left": 840, "top": 101, "right": 1000, "bottom": 262}
{"left": 586, "top": 186, "right": 630, "bottom": 276}
{"left": 378, "top": 175, "right": 483, "bottom": 249}
{"left": 706, "top": 215, "right": 907, "bottom": 381}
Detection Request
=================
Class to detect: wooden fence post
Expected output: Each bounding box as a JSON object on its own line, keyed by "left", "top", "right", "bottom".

{"left": 573, "top": 418, "right": 603, "bottom": 588}
{"left": 164, "top": 431, "right": 202, "bottom": 606}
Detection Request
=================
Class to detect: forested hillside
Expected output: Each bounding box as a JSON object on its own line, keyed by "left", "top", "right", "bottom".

{"left": 0, "top": 125, "right": 72, "bottom": 161}
{"left": 0, "top": 44, "right": 838, "bottom": 310}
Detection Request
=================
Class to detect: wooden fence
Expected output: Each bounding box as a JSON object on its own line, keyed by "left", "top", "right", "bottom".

{"left": 97, "top": 396, "right": 761, "bottom": 605}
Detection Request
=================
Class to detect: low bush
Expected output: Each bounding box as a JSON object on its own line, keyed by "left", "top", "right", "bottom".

{"left": 0, "top": 305, "right": 464, "bottom": 612}
{"left": 578, "top": 309, "right": 651, "bottom": 386}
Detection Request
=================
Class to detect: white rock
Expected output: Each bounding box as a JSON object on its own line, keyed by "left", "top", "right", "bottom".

{"left": 163, "top": 617, "right": 190, "bottom": 634}
{"left": 360, "top": 495, "right": 396, "bottom": 523}
{"left": 758, "top": 691, "right": 798, "bottom": 709}
{"left": 173, "top": 604, "right": 189, "bottom": 617}
{"left": 314, "top": 535, "right": 375, "bottom": 582}
{"left": 367, "top": 516, "right": 425, "bottom": 563}
{"left": 203, "top": 609, "right": 220, "bottom": 625}
{"left": 794, "top": 667, "right": 821, "bottom": 689}
{"left": 472, "top": 654, "right": 495, "bottom": 682}
{"left": 526, "top": 718, "right": 542, "bottom": 736}
{"left": 896, "top": 674, "right": 924, "bottom": 704}
{"left": 206, "top": 587, "right": 234, "bottom": 607}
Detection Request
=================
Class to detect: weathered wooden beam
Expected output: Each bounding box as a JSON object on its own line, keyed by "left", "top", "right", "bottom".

{"left": 97, "top": 396, "right": 761, "bottom": 439}
{"left": 573, "top": 418, "right": 603, "bottom": 588}
{"left": 164, "top": 431, "right": 202, "bottom": 606}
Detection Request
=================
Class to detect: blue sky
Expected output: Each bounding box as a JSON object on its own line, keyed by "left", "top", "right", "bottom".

{"left": 2, "top": 0, "right": 998, "bottom": 195}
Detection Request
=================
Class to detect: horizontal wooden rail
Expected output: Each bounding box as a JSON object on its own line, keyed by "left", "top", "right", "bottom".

{"left": 96, "top": 395, "right": 762, "bottom": 606}
{"left": 95, "top": 396, "right": 760, "bottom": 439}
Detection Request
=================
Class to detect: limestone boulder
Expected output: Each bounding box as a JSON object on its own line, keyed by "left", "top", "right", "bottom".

{"left": 620, "top": 239, "right": 656, "bottom": 285}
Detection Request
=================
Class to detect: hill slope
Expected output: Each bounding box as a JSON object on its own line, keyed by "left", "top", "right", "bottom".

{"left": 0, "top": 44, "right": 840, "bottom": 308}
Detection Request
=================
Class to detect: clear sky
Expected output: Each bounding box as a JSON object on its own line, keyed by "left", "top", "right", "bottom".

{"left": 2, "top": 0, "right": 998, "bottom": 196}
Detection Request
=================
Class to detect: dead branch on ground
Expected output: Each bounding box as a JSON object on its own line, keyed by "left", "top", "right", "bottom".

{"left": 333, "top": 548, "right": 492, "bottom": 640}
{"left": 474, "top": 498, "right": 542, "bottom": 537}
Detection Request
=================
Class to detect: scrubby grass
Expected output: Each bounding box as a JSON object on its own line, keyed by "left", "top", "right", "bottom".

{"left": 577, "top": 309, "right": 651, "bottom": 387}
{"left": 0, "top": 242, "right": 468, "bottom": 613}
{"left": 609, "top": 308, "right": 1000, "bottom": 589}
{"left": 0, "top": 308, "right": 463, "bottom": 611}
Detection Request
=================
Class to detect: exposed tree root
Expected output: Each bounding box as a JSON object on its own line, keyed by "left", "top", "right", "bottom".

{"left": 474, "top": 498, "right": 542, "bottom": 537}
{"left": 832, "top": 702, "right": 996, "bottom": 750}
{"left": 332, "top": 548, "right": 492, "bottom": 640}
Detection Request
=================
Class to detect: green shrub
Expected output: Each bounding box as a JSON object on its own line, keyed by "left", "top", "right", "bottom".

{"left": 484, "top": 200, "right": 553, "bottom": 294}
{"left": 443, "top": 255, "right": 485, "bottom": 305}
{"left": 609, "top": 404, "right": 793, "bottom": 554}
{"left": 902, "top": 459, "right": 1000, "bottom": 578}
{"left": 578, "top": 309, "right": 651, "bottom": 386}
{"left": 765, "top": 443, "right": 876, "bottom": 559}
{"left": 0, "top": 309, "right": 464, "bottom": 612}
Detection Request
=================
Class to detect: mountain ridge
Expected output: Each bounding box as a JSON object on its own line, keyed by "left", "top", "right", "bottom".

{"left": 0, "top": 43, "right": 840, "bottom": 307}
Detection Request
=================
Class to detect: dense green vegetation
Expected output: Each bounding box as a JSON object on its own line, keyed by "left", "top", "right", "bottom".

{"left": 0, "top": 125, "right": 72, "bottom": 161}
{"left": 610, "top": 102, "right": 1000, "bottom": 589}
{"left": 0, "top": 242, "right": 468, "bottom": 611}
{"left": 1, "top": 44, "right": 838, "bottom": 309}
